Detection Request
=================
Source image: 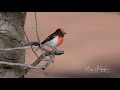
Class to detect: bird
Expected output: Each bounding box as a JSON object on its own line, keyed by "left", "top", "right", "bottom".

{"left": 28, "top": 28, "right": 66, "bottom": 52}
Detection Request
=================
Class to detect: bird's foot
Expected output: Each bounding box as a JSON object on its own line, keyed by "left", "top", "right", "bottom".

{"left": 54, "top": 49, "right": 59, "bottom": 54}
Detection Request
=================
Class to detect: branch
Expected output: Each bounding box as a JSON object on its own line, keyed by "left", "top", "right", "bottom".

{"left": 0, "top": 46, "right": 39, "bottom": 51}
{"left": 0, "top": 61, "right": 44, "bottom": 69}
{"left": 34, "top": 12, "right": 44, "bottom": 53}
{"left": 25, "top": 50, "right": 64, "bottom": 74}
{"left": 0, "top": 46, "right": 64, "bottom": 74}
{"left": 0, "top": 45, "right": 54, "bottom": 52}
{"left": 0, "top": 50, "right": 63, "bottom": 69}
{"left": 34, "top": 12, "right": 46, "bottom": 59}
{"left": 22, "top": 25, "right": 39, "bottom": 58}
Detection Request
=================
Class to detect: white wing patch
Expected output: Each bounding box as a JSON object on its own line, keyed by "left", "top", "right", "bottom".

{"left": 45, "top": 36, "right": 58, "bottom": 47}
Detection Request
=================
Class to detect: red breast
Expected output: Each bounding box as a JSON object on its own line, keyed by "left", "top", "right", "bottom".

{"left": 57, "top": 36, "right": 63, "bottom": 47}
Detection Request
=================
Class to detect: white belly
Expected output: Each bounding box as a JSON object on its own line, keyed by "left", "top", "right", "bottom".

{"left": 45, "top": 36, "right": 58, "bottom": 47}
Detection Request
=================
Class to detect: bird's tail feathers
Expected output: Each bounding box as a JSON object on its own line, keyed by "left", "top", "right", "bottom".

{"left": 25, "top": 41, "right": 41, "bottom": 48}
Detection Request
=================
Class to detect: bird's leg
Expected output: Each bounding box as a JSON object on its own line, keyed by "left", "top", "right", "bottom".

{"left": 48, "top": 46, "right": 59, "bottom": 63}
{"left": 34, "top": 45, "right": 42, "bottom": 52}
{"left": 35, "top": 44, "right": 43, "bottom": 52}
{"left": 28, "top": 41, "right": 41, "bottom": 52}
{"left": 50, "top": 46, "right": 59, "bottom": 54}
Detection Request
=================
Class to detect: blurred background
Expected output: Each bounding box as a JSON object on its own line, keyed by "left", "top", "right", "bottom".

{"left": 24, "top": 12, "right": 120, "bottom": 78}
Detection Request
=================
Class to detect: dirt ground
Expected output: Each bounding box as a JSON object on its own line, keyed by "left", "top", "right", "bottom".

{"left": 24, "top": 12, "right": 120, "bottom": 78}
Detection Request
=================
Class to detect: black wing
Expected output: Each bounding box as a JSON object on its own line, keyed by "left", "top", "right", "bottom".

{"left": 41, "top": 32, "right": 57, "bottom": 44}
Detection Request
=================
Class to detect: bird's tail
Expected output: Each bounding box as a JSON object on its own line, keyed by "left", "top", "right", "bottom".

{"left": 25, "top": 41, "right": 41, "bottom": 48}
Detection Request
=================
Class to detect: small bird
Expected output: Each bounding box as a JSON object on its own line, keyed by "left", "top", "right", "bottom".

{"left": 29, "top": 28, "right": 66, "bottom": 51}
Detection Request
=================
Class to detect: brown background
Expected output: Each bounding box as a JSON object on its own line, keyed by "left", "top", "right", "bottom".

{"left": 24, "top": 12, "right": 120, "bottom": 78}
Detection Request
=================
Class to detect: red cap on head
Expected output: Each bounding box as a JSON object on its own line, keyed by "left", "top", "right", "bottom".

{"left": 59, "top": 28, "right": 65, "bottom": 33}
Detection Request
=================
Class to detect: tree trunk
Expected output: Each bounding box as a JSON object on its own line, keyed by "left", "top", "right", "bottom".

{"left": 0, "top": 12, "right": 26, "bottom": 78}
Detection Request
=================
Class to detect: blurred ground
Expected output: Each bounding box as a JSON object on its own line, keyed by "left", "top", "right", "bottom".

{"left": 24, "top": 12, "right": 120, "bottom": 78}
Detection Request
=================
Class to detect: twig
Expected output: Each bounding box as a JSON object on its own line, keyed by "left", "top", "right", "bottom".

{"left": 34, "top": 12, "right": 45, "bottom": 58}
{"left": 0, "top": 50, "right": 63, "bottom": 70}
{"left": 22, "top": 29, "right": 39, "bottom": 58}
{"left": 25, "top": 50, "right": 64, "bottom": 74}
{"left": 42, "top": 53, "right": 55, "bottom": 70}
{"left": 0, "top": 44, "right": 51, "bottom": 52}
{"left": 0, "top": 61, "right": 45, "bottom": 69}
{"left": 0, "top": 46, "right": 39, "bottom": 51}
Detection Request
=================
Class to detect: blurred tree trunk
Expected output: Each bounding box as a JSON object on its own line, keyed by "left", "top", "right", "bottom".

{"left": 0, "top": 12, "right": 26, "bottom": 78}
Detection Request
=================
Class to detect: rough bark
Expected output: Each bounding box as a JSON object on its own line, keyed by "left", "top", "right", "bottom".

{"left": 0, "top": 12, "right": 26, "bottom": 78}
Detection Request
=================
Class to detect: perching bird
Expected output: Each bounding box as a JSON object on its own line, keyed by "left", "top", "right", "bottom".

{"left": 28, "top": 28, "right": 66, "bottom": 51}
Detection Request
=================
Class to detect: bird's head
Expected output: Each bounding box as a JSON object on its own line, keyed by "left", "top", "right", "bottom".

{"left": 56, "top": 28, "right": 66, "bottom": 37}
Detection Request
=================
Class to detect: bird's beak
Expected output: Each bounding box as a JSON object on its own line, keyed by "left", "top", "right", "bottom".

{"left": 64, "top": 32, "right": 67, "bottom": 34}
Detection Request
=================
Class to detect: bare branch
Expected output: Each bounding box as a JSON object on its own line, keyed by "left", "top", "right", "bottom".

{"left": 22, "top": 29, "right": 39, "bottom": 58}
{"left": 0, "top": 60, "right": 44, "bottom": 69}
{"left": 34, "top": 12, "right": 46, "bottom": 58}
{"left": 0, "top": 49, "right": 63, "bottom": 70}
{"left": 0, "top": 47, "right": 64, "bottom": 75}
{"left": 0, "top": 46, "right": 39, "bottom": 51}
{"left": 25, "top": 50, "right": 64, "bottom": 74}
